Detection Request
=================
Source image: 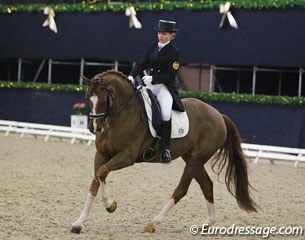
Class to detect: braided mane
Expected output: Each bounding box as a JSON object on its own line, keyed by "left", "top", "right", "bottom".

{"left": 101, "top": 70, "right": 127, "bottom": 79}
{"left": 101, "top": 70, "right": 133, "bottom": 87}
{"left": 87, "top": 70, "right": 134, "bottom": 96}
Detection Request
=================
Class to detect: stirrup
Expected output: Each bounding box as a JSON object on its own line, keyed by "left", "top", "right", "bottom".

{"left": 143, "top": 147, "right": 157, "bottom": 161}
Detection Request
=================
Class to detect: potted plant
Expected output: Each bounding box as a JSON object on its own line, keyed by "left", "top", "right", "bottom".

{"left": 71, "top": 102, "right": 88, "bottom": 129}
{"left": 73, "top": 102, "right": 86, "bottom": 115}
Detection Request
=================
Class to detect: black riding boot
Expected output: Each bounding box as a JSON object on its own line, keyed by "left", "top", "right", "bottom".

{"left": 160, "top": 120, "right": 172, "bottom": 163}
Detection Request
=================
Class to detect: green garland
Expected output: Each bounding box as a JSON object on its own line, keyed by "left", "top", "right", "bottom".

{"left": 179, "top": 91, "right": 305, "bottom": 106}
{"left": 0, "top": 81, "right": 86, "bottom": 92}
{"left": 1, "top": 80, "right": 305, "bottom": 106}
{"left": 1, "top": 0, "right": 305, "bottom": 14}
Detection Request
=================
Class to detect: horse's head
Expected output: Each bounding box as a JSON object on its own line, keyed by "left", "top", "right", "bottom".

{"left": 82, "top": 73, "right": 113, "bottom": 134}
{"left": 82, "top": 70, "right": 133, "bottom": 135}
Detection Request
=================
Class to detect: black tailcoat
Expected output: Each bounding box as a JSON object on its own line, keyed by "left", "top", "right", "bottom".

{"left": 130, "top": 42, "right": 184, "bottom": 112}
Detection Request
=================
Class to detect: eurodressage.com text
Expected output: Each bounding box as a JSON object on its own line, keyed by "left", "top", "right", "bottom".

{"left": 189, "top": 224, "right": 304, "bottom": 238}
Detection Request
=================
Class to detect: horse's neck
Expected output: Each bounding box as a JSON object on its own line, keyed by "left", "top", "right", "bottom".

{"left": 110, "top": 84, "right": 142, "bottom": 122}
{"left": 112, "top": 83, "right": 134, "bottom": 108}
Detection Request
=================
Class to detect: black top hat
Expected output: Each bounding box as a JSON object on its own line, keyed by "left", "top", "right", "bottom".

{"left": 154, "top": 20, "right": 178, "bottom": 33}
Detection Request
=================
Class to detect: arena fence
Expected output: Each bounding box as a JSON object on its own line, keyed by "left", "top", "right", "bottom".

{"left": 0, "top": 119, "right": 94, "bottom": 145}
{"left": 1, "top": 119, "right": 304, "bottom": 167}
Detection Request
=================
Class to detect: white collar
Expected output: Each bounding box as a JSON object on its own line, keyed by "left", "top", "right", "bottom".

{"left": 158, "top": 41, "right": 170, "bottom": 49}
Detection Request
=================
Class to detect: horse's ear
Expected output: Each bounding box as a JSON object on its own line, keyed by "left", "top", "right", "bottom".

{"left": 81, "top": 75, "right": 91, "bottom": 86}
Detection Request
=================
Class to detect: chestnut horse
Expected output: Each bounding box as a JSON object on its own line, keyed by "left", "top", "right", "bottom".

{"left": 71, "top": 70, "right": 257, "bottom": 234}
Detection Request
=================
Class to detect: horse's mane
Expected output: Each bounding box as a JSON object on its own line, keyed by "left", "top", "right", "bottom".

{"left": 101, "top": 70, "right": 127, "bottom": 79}
{"left": 101, "top": 70, "right": 134, "bottom": 88}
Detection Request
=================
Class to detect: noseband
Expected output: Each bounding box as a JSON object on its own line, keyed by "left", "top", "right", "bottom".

{"left": 89, "top": 87, "right": 113, "bottom": 120}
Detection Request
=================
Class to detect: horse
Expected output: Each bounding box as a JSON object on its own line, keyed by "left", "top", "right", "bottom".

{"left": 71, "top": 70, "right": 257, "bottom": 234}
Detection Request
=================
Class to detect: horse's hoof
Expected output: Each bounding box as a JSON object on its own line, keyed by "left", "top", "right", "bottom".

{"left": 70, "top": 226, "right": 82, "bottom": 234}
{"left": 145, "top": 222, "right": 155, "bottom": 233}
{"left": 106, "top": 200, "right": 117, "bottom": 213}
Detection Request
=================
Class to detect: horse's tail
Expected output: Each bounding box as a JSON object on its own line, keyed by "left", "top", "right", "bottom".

{"left": 212, "top": 114, "right": 257, "bottom": 212}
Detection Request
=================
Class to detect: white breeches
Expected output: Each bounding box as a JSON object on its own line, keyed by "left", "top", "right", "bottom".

{"left": 147, "top": 83, "right": 173, "bottom": 121}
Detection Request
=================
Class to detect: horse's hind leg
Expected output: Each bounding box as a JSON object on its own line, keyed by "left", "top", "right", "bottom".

{"left": 194, "top": 167, "right": 216, "bottom": 226}
{"left": 145, "top": 162, "right": 200, "bottom": 233}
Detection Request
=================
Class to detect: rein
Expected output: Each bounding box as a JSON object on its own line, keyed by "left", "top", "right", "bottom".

{"left": 89, "top": 82, "right": 140, "bottom": 120}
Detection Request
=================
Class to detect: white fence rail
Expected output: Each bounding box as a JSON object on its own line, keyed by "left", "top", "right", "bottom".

{"left": 0, "top": 119, "right": 95, "bottom": 145}
{"left": 242, "top": 143, "right": 305, "bottom": 167}
{"left": 1, "top": 120, "right": 304, "bottom": 167}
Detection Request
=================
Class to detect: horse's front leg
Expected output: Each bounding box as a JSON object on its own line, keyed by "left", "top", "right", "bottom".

{"left": 71, "top": 178, "right": 99, "bottom": 233}
{"left": 71, "top": 151, "right": 106, "bottom": 234}
{"left": 95, "top": 151, "right": 135, "bottom": 211}
{"left": 71, "top": 151, "right": 134, "bottom": 234}
{"left": 99, "top": 178, "right": 117, "bottom": 213}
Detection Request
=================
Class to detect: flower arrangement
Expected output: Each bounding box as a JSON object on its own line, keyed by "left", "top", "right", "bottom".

{"left": 73, "top": 102, "right": 86, "bottom": 115}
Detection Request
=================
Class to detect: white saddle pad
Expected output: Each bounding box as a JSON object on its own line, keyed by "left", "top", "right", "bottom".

{"left": 140, "top": 87, "right": 189, "bottom": 138}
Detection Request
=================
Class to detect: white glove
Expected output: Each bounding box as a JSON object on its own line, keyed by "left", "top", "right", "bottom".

{"left": 142, "top": 75, "right": 152, "bottom": 86}
{"left": 127, "top": 75, "right": 135, "bottom": 85}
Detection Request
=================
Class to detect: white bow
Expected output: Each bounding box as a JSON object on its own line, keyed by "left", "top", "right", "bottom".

{"left": 125, "top": 6, "right": 142, "bottom": 29}
{"left": 42, "top": 7, "right": 58, "bottom": 33}
{"left": 219, "top": 2, "right": 238, "bottom": 29}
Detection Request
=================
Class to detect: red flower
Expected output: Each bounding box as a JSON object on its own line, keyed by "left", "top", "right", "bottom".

{"left": 73, "top": 102, "right": 86, "bottom": 115}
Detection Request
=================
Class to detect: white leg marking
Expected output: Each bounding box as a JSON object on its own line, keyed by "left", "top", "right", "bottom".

{"left": 204, "top": 200, "right": 216, "bottom": 226}
{"left": 99, "top": 180, "right": 113, "bottom": 209}
{"left": 152, "top": 198, "right": 175, "bottom": 225}
{"left": 72, "top": 193, "right": 95, "bottom": 227}
{"left": 90, "top": 95, "right": 98, "bottom": 132}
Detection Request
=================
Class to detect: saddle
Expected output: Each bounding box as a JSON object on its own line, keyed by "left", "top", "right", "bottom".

{"left": 138, "top": 86, "right": 189, "bottom": 139}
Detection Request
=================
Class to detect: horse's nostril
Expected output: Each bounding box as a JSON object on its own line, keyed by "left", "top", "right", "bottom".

{"left": 96, "top": 126, "right": 102, "bottom": 132}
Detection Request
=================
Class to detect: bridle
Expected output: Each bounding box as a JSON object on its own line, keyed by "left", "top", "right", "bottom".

{"left": 89, "top": 76, "right": 139, "bottom": 120}
{"left": 89, "top": 87, "right": 113, "bottom": 120}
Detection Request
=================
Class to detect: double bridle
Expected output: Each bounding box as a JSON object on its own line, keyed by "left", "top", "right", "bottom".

{"left": 89, "top": 76, "right": 139, "bottom": 120}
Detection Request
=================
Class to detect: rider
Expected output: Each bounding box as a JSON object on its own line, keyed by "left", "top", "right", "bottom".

{"left": 128, "top": 19, "right": 184, "bottom": 163}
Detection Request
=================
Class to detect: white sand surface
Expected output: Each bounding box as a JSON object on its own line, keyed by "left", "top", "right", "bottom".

{"left": 0, "top": 134, "right": 304, "bottom": 239}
